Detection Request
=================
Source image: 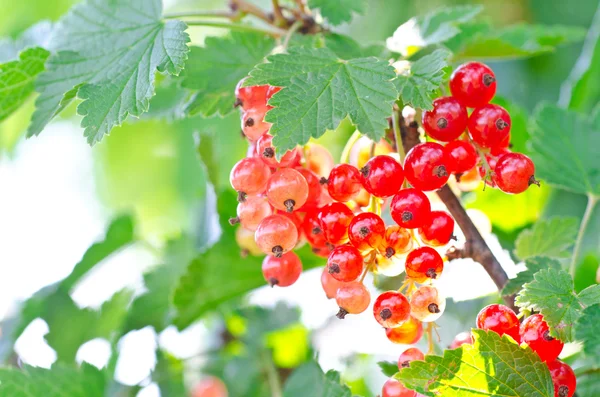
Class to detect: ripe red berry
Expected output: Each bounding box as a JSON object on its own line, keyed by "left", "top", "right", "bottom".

{"left": 318, "top": 202, "right": 354, "bottom": 245}
{"left": 266, "top": 168, "right": 309, "bottom": 212}
{"left": 418, "top": 211, "right": 455, "bottom": 247}
{"left": 360, "top": 155, "right": 404, "bottom": 197}
{"left": 385, "top": 316, "right": 423, "bottom": 345}
{"left": 450, "top": 62, "right": 497, "bottom": 108}
{"left": 404, "top": 142, "right": 450, "bottom": 191}
{"left": 325, "top": 164, "right": 363, "bottom": 202}
{"left": 405, "top": 247, "right": 444, "bottom": 282}
{"left": 255, "top": 214, "right": 299, "bottom": 257}
{"left": 450, "top": 332, "right": 473, "bottom": 349}
{"left": 321, "top": 267, "right": 346, "bottom": 299}
{"left": 490, "top": 132, "right": 511, "bottom": 156}
{"left": 327, "top": 245, "right": 363, "bottom": 282}
{"left": 256, "top": 134, "right": 300, "bottom": 168}
{"left": 381, "top": 378, "right": 416, "bottom": 397}
{"left": 548, "top": 360, "right": 576, "bottom": 397}
{"left": 520, "top": 314, "right": 564, "bottom": 363}
{"left": 230, "top": 157, "right": 271, "bottom": 199}
{"left": 241, "top": 108, "right": 271, "bottom": 141}
{"left": 476, "top": 304, "right": 520, "bottom": 343}
{"left": 304, "top": 143, "right": 334, "bottom": 177}
{"left": 443, "top": 140, "right": 478, "bottom": 174}
{"left": 390, "top": 189, "right": 431, "bottom": 229}
{"left": 234, "top": 80, "right": 269, "bottom": 110}
{"left": 422, "top": 97, "right": 468, "bottom": 141}
{"left": 373, "top": 291, "right": 411, "bottom": 328}
{"left": 410, "top": 285, "right": 446, "bottom": 322}
{"left": 348, "top": 212, "right": 386, "bottom": 251}
{"left": 336, "top": 281, "right": 371, "bottom": 318}
{"left": 493, "top": 153, "right": 539, "bottom": 194}
{"left": 302, "top": 209, "right": 328, "bottom": 247}
{"left": 397, "top": 347, "right": 425, "bottom": 370}
{"left": 468, "top": 104, "right": 511, "bottom": 149}
{"left": 229, "top": 196, "right": 273, "bottom": 231}
{"left": 262, "top": 251, "right": 302, "bottom": 287}
{"left": 378, "top": 225, "right": 412, "bottom": 258}
{"left": 191, "top": 376, "right": 228, "bottom": 397}
{"left": 297, "top": 168, "right": 327, "bottom": 211}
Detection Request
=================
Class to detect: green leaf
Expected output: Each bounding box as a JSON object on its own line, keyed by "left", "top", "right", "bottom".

{"left": 28, "top": 0, "right": 190, "bottom": 144}
{"left": 396, "top": 329, "right": 553, "bottom": 397}
{"left": 154, "top": 351, "right": 186, "bottom": 397}
{"left": 394, "top": 49, "right": 451, "bottom": 110}
{"left": 0, "top": 21, "right": 53, "bottom": 63}
{"left": 307, "top": 0, "right": 365, "bottom": 25}
{"left": 245, "top": 47, "right": 397, "bottom": 155}
{"left": 322, "top": 33, "right": 389, "bottom": 59}
{"left": 377, "top": 361, "right": 399, "bottom": 377}
{"left": 386, "top": 6, "right": 483, "bottom": 55}
{"left": 283, "top": 361, "right": 352, "bottom": 397}
{"left": 181, "top": 33, "right": 275, "bottom": 118}
{"left": 0, "top": 363, "right": 106, "bottom": 397}
{"left": 514, "top": 217, "right": 578, "bottom": 260}
{"left": 502, "top": 257, "right": 562, "bottom": 296}
{"left": 576, "top": 304, "right": 600, "bottom": 357}
{"left": 515, "top": 268, "right": 598, "bottom": 342}
{"left": 0, "top": 47, "right": 49, "bottom": 122}
{"left": 530, "top": 104, "right": 600, "bottom": 196}
{"left": 577, "top": 369, "right": 600, "bottom": 397}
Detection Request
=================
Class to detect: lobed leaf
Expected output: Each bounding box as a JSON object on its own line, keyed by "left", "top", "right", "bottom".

{"left": 307, "top": 0, "right": 365, "bottom": 26}
{"left": 514, "top": 217, "right": 578, "bottom": 260}
{"left": 377, "top": 360, "right": 399, "bottom": 377}
{"left": 502, "top": 257, "right": 562, "bottom": 296}
{"left": 576, "top": 304, "right": 600, "bottom": 357}
{"left": 283, "top": 361, "right": 352, "bottom": 397}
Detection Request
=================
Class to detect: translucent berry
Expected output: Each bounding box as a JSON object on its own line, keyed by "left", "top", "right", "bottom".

{"left": 360, "top": 155, "right": 404, "bottom": 197}
{"left": 230, "top": 157, "right": 271, "bottom": 199}
{"left": 229, "top": 196, "right": 272, "bottom": 231}
{"left": 490, "top": 133, "right": 511, "bottom": 156}
{"left": 262, "top": 251, "right": 302, "bottom": 287}
{"left": 350, "top": 136, "right": 394, "bottom": 169}
{"left": 241, "top": 108, "right": 271, "bottom": 141}
{"left": 318, "top": 202, "right": 354, "bottom": 245}
{"left": 476, "top": 304, "right": 520, "bottom": 343}
{"left": 256, "top": 134, "right": 300, "bottom": 168}
{"left": 385, "top": 316, "right": 423, "bottom": 344}
{"left": 321, "top": 267, "right": 346, "bottom": 299}
{"left": 266, "top": 168, "right": 309, "bottom": 212}
{"left": 390, "top": 189, "right": 431, "bottom": 229}
{"left": 410, "top": 285, "right": 446, "bottom": 322}
{"left": 311, "top": 242, "right": 334, "bottom": 258}
{"left": 456, "top": 166, "right": 482, "bottom": 191}
{"left": 304, "top": 143, "right": 334, "bottom": 177}
{"left": 468, "top": 104, "right": 511, "bottom": 149}
{"left": 374, "top": 291, "right": 411, "bottom": 328}
{"left": 374, "top": 254, "right": 406, "bottom": 277}
{"left": 398, "top": 347, "right": 425, "bottom": 370}
{"left": 302, "top": 209, "right": 328, "bottom": 247}
{"left": 548, "top": 360, "right": 576, "bottom": 397}
{"left": 492, "top": 153, "right": 539, "bottom": 194}
{"left": 418, "top": 211, "right": 455, "bottom": 247}
{"left": 378, "top": 225, "right": 413, "bottom": 258}
{"left": 444, "top": 140, "right": 478, "bottom": 174}
{"left": 348, "top": 212, "right": 386, "bottom": 251}
{"left": 235, "top": 227, "right": 262, "bottom": 256}
{"left": 255, "top": 214, "right": 299, "bottom": 257}
{"left": 335, "top": 281, "right": 371, "bottom": 318}
{"left": 276, "top": 210, "right": 302, "bottom": 235}
{"left": 382, "top": 378, "right": 416, "bottom": 397}
{"left": 450, "top": 332, "right": 473, "bottom": 349}
{"left": 404, "top": 142, "right": 450, "bottom": 191}
{"left": 450, "top": 62, "right": 497, "bottom": 108}
{"left": 520, "top": 314, "right": 564, "bottom": 363}
{"left": 422, "top": 97, "right": 468, "bottom": 142}
{"left": 325, "top": 164, "right": 363, "bottom": 202}
{"left": 297, "top": 168, "right": 326, "bottom": 211}
{"left": 405, "top": 247, "right": 444, "bottom": 282}
{"left": 234, "top": 80, "right": 269, "bottom": 110}
{"left": 327, "top": 245, "right": 363, "bottom": 282}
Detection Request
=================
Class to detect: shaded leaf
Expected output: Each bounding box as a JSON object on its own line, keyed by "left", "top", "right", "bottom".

{"left": 576, "top": 304, "right": 600, "bottom": 357}
{"left": 502, "top": 257, "right": 562, "bottom": 296}
{"left": 307, "top": 0, "right": 365, "bottom": 26}
{"left": 514, "top": 217, "right": 578, "bottom": 260}
{"left": 154, "top": 351, "right": 186, "bottom": 397}
{"left": 377, "top": 360, "right": 399, "bottom": 377}
{"left": 283, "top": 361, "right": 352, "bottom": 397}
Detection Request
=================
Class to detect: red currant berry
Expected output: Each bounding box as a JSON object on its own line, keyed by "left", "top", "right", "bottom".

{"left": 390, "top": 189, "right": 431, "bottom": 229}
{"left": 297, "top": 168, "right": 326, "bottom": 211}
{"left": 398, "top": 347, "right": 425, "bottom": 370}
{"left": 422, "top": 97, "right": 468, "bottom": 142}
{"left": 229, "top": 196, "right": 273, "bottom": 231}
{"left": 378, "top": 225, "right": 413, "bottom": 258}
{"left": 336, "top": 281, "right": 371, "bottom": 318}
{"left": 230, "top": 157, "right": 271, "bottom": 200}
{"left": 256, "top": 134, "right": 300, "bottom": 168}
{"left": 241, "top": 108, "right": 271, "bottom": 141}
{"left": 450, "top": 331, "right": 473, "bottom": 349}
{"left": 468, "top": 104, "right": 511, "bottom": 149}
{"left": 548, "top": 360, "right": 576, "bottom": 397}
{"left": 266, "top": 85, "right": 281, "bottom": 101}
{"left": 192, "top": 376, "right": 228, "bottom": 397}
{"left": 360, "top": 155, "right": 404, "bottom": 197}
{"left": 321, "top": 267, "right": 346, "bottom": 299}
{"left": 386, "top": 316, "right": 423, "bottom": 345}
{"left": 404, "top": 142, "right": 450, "bottom": 191}
{"left": 301, "top": 209, "right": 328, "bottom": 247}
{"left": 443, "top": 140, "right": 478, "bottom": 174}
{"left": 304, "top": 143, "right": 334, "bottom": 177}
{"left": 262, "top": 251, "right": 302, "bottom": 287}
{"left": 266, "top": 168, "right": 309, "bottom": 212}
{"left": 318, "top": 202, "right": 354, "bottom": 245}
{"left": 382, "top": 379, "right": 416, "bottom": 397}
{"left": 450, "top": 62, "right": 497, "bottom": 108}
{"left": 255, "top": 214, "right": 299, "bottom": 257}
{"left": 418, "top": 211, "right": 455, "bottom": 247}
{"left": 478, "top": 154, "right": 498, "bottom": 188}
{"left": 373, "top": 291, "right": 411, "bottom": 328}
{"left": 456, "top": 166, "right": 482, "bottom": 190}
{"left": 405, "top": 247, "right": 444, "bottom": 282}
{"left": 410, "top": 285, "right": 446, "bottom": 322}
{"left": 476, "top": 304, "right": 520, "bottom": 343}
{"left": 348, "top": 212, "right": 386, "bottom": 251}
{"left": 490, "top": 132, "right": 511, "bottom": 156}
{"left": 520, "top": 314, "right": 564, "bottom": 363}
{"left": 493, "top": 152, "right": 540, "bottom": 194}
{"left": 311, "top": 241, "right": 334, "bottom": 258}
{"left": 324, "top": 164, "right": 363, "bottom": 202}
{"left": 276, "top": 210, "right": 302, "bottom": 235}
{"left": 234, "top": 79, "right": 269, "bottom": 110}
{"left": 327, "top": 245, "right": 363, "bottom": 282}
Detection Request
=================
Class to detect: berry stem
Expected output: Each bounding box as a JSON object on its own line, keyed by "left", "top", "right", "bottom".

{"left": 272, "top": 0, "right": 286, "bottom": 25}
{"left": 340, "top": 129, "right": 362, "bottom": 164}
{"left": 294, "top": 0, "right": 308, "bottom": 13}
{"left": 426, "top": 322, "right": 435, "bottom": 354}
{"left": 230, "top": 0, "right": 272, "bottom": 24}
{"left": 391, "top": 107, "right": 406, "bottom": 163}
{"left": 569, "top": 193, "right": 599, "bottom": 276}
{"left": 470, "top": 137, "right": 493, "bottom": 187}
{"left": 184, "top": 20, "right": 286, "bottom": 37}
{"left": 261, "top": 350, "right": 283, "bottom": 397}
{"left": 282, "top": 20, "right": 303, "bottom": 49}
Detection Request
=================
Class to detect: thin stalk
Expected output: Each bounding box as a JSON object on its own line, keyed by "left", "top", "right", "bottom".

{"left": 569, "top": 194, "right": 599, "bottom": 276}
{"left": 163, "top": 10, "right": 235, "bottom": 19}
{"left": 294, "top": 0, "right": 308, "bottom": 13}
{"left": 391, "top": 108, "right": 405, "bottom": 162}
{"left": 231, "top": 0, "right": 272, "bottom": 23}
{"left": 185, "top": 20, "right": 285, "bottom": 37}
{"left": 282, "top": 20, "right": 303, "bottom": 49}
{"left": 262, "top": 351, "right": 283, "bottom": 397}
{"left": 272, "top": 0, "right": 286, "bottom": 25}
{"left": 340, "top": 129, "right": 361, "bottom": 163}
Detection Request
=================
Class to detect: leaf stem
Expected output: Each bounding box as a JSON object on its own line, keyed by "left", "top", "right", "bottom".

{"left": 569, "top": 193, "right": 599, "bottom": 276}
{"left": 163, "top": 10, "right": 235, "bottom": 19}
{"left": 282, "top": 20, "right": 303, "bottom": 49}
{"left": 262, "top": 351, "right": 283, "bottom": 397}
{"left": 272, "top": 0, "right": 286, "bottom": 25}
{"left": 391, "top": 107, "right": 405, "bottom": 162}
{"left": 184, "top": 20, "right": 285, "bottom": 37}
{"left": 340, "top": 129, "right": 361, "bottom": 164}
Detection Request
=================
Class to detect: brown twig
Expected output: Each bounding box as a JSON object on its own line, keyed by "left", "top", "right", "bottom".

{"left": 230, "top": 0, "right": 272, "bottom": 23}
{"left": 271, "top": 0, "right": 286, "bottom": 25}
{"left": 294, "top": 0, "right": 308, "bottom": 14}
